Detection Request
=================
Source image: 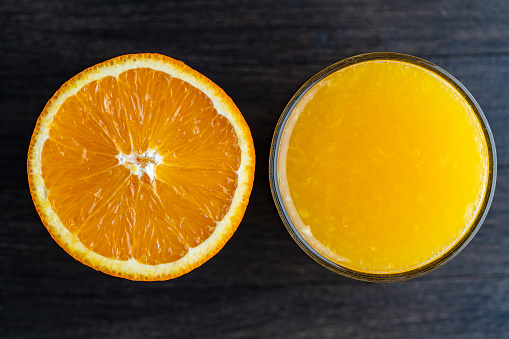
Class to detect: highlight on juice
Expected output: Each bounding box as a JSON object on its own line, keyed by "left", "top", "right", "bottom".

{"left": 269, "top": 52, "right": 497, "bottom": 282}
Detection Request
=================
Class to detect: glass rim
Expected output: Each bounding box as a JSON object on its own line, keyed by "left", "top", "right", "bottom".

{"left": 269, "top": 52, "right": 497, "bottom": 283}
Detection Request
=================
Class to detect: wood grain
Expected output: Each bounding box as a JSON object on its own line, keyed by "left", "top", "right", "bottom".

{"left": 2, "top": 0, "right": 509, "bottom": 338}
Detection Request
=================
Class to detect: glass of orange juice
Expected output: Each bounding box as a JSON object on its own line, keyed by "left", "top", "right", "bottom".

{"left": 270, "top": 52, "right": 496, "bottom": 282}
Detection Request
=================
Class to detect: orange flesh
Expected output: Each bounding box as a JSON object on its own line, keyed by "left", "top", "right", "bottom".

{"left": 280, "top": 60, "right": 489, "bottom": 273}
{"left": 41, "top": 68, "right": 241, "bottom": 265}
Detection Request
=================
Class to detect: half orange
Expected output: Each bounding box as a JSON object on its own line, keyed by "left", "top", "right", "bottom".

{"left": 27, "top": 53, "right": 255, "bottom": 281}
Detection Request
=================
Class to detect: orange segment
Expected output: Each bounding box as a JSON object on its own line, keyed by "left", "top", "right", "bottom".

{"left": 155, "top": 180, "right": 216, "bottom": 248}
{"left": 46, "top": 163, "right": 130, "bottom": 233}
{"left": 49, "top": 92, "right": 117, "bottom": 155}
{"left": 159, "top": 112, "right": 242, "bottom": 171}
{"left": 132, "top": 181, "right": 188, "bottom": 265}
{"left": 74, "top": 76, "right": 134, "bottom": 155}
{"left": 117, "top": 69, "right": 161, "bottom": 154}
{"left": 28, "top": 53, "right": 255, "bottom": 281}
{"left": 41, "top": 139, "right": 119, "bottom": 189}
{"left": 156, "top": 166, "right": 238, "bottom": 222}
{"left": 77, "top": 174, "right": 137, "bottom": 261}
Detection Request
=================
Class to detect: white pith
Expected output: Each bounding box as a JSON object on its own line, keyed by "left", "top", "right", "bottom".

{"left": 116, "top": 149, "right": 163, "bottom": 181}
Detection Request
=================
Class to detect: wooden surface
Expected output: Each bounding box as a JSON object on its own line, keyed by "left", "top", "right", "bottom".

{"left": 2, "top": 0, "right": 509, "bottom": 337}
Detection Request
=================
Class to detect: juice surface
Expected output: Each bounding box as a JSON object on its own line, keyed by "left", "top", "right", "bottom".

{"left": 278, "top": 60, "right": 489, "bottom": 274}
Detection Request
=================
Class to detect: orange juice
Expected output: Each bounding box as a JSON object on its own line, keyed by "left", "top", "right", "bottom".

{"left": 274, "top": 54, "right": 495, "bottom": 278}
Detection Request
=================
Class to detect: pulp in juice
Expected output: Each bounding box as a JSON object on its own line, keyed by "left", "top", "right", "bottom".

{"left": 277, "top": 60, "right": 489, "bottom": 274}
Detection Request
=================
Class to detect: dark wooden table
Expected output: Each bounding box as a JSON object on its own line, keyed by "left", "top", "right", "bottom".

{"left": 2, "top": 1, "right": 509, "bottom": 337}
